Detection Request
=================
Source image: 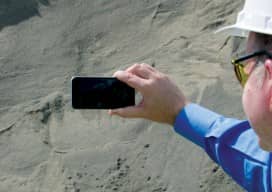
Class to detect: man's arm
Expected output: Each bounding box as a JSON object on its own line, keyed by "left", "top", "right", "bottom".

{"left": 109, "top": 64, "right": 271, "bottom": 191}
{"left": 174, "top": 103, "right": 272, "bottom": 192}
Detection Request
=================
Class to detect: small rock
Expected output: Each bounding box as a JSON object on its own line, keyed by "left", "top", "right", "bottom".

{"left": 76, "top": 173, "right": 82, "bottom": 179}
{"left": 144, "top": 144, "right": 150, "bottom": 148}
{"left": 212, "top": 167, "right": 218, "bottom": 173}
{"left": 119, "top": 172, "right": 124, "bottom": 177}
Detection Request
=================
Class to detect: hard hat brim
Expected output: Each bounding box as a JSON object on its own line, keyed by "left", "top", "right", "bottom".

{"left": 215, "top": 24, "right": 249, "bottom": 37}
{"left": 215, "top": 24, "right": 272, "bottom": 37}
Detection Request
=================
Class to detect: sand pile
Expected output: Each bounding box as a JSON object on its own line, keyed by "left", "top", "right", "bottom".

{"left": 0, "top": 0, "right": 246, "bottom": 191}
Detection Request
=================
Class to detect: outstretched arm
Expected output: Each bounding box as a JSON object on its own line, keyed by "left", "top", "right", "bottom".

{"left": 109, "top": 63, "right": 271, "bottom": 191}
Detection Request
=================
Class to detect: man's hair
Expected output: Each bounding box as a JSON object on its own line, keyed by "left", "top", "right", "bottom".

{"left": 253, "top": 33, "right": 272, "bottom": 86}
{"left": 255, "top": 33, "right": 272, "bottom": 50}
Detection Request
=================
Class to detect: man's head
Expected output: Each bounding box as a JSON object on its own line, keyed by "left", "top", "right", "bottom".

{"left": 217, "top": 0, "right": 272, "bottom": 151}
{"left": 242, "top": 32, "right": 272, "bottom": 151}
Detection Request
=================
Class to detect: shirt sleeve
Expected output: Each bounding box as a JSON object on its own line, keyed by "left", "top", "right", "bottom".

{"left": 174, "top": 103, "right": 272, "bottom": 192}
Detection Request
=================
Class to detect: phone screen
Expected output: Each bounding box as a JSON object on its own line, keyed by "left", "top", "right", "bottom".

{"left": 72, "top": 77, "right": 135, "bottom": 109}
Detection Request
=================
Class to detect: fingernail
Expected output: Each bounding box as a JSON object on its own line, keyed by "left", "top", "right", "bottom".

{"left": 113, "top": 70, "right": 122, "bottom": 77}
{"left": 109, "top": 109, "right": 115, "bottom": 115}
{"left": 109, "top": 109, "right": 117, "bottom": 116}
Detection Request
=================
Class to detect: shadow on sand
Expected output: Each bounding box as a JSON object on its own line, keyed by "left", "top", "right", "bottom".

{"left": 0, "top": 0, "right": 49, "bottom": 30}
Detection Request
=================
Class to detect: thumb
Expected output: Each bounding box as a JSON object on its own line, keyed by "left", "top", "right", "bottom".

{"left": 108, "top": 106, "right": 144, "bottom": 118}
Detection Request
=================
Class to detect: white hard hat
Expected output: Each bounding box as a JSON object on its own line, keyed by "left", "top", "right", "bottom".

{"left": 216, "top": 0, "right": 272, "bottom": 37}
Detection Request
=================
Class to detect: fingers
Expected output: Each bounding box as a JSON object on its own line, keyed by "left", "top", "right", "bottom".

{"left": 126, "top": 63, "right": 155, "bottom": 79}
{"left": 108, "top": 106, "right": 144, "bottom": 118}
{"left": 109, "top": 63, "right": 155, "bottom": 119}
{"left": 113, "top": 70, "right": 147, "bottom": 91}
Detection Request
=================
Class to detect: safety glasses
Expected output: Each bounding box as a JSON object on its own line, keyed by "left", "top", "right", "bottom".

{"left": 231, "top": 50, "right": 272, "bottom": 87}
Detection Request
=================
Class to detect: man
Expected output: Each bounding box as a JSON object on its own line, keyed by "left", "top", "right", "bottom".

{"left": 109, "top": 0, "right": 272, "bottom": 191}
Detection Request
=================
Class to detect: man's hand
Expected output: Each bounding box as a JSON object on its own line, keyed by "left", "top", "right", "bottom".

{"left": 108, "top": 63, "right": 188, "bottom": 125}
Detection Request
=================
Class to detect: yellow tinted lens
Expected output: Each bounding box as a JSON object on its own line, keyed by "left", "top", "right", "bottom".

{"left": 234, "top": 63, "right": 249, "bottom": 87}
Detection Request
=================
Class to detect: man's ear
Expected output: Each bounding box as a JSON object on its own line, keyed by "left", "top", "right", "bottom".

{"left": 265, "top": 59, "right": 272, "bottom": 112}
{"left": 265, "top": 59, "right": 272, "bottom": 79}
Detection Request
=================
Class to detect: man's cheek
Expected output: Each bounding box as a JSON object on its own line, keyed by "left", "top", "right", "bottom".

{"left": 242, "top": 87, "right": 251, "bottom": 116}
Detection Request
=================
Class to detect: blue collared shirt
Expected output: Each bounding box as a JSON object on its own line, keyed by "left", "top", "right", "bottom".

{"left": 174, "top": 103, "right": 272, "bottom": 192}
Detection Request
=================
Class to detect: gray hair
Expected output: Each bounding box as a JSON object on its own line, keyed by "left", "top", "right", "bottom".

{"left": 254, "top": 60, "right": 266, "bottom": 88}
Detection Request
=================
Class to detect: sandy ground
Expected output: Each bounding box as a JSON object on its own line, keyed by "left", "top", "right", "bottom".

{"left": 0, "top": 0, "right": 246, "bottom": 191}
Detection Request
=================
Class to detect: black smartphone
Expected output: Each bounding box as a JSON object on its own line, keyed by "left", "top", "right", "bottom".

{"left": 71, "top": 77, "right": 135, "bottom": 109}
